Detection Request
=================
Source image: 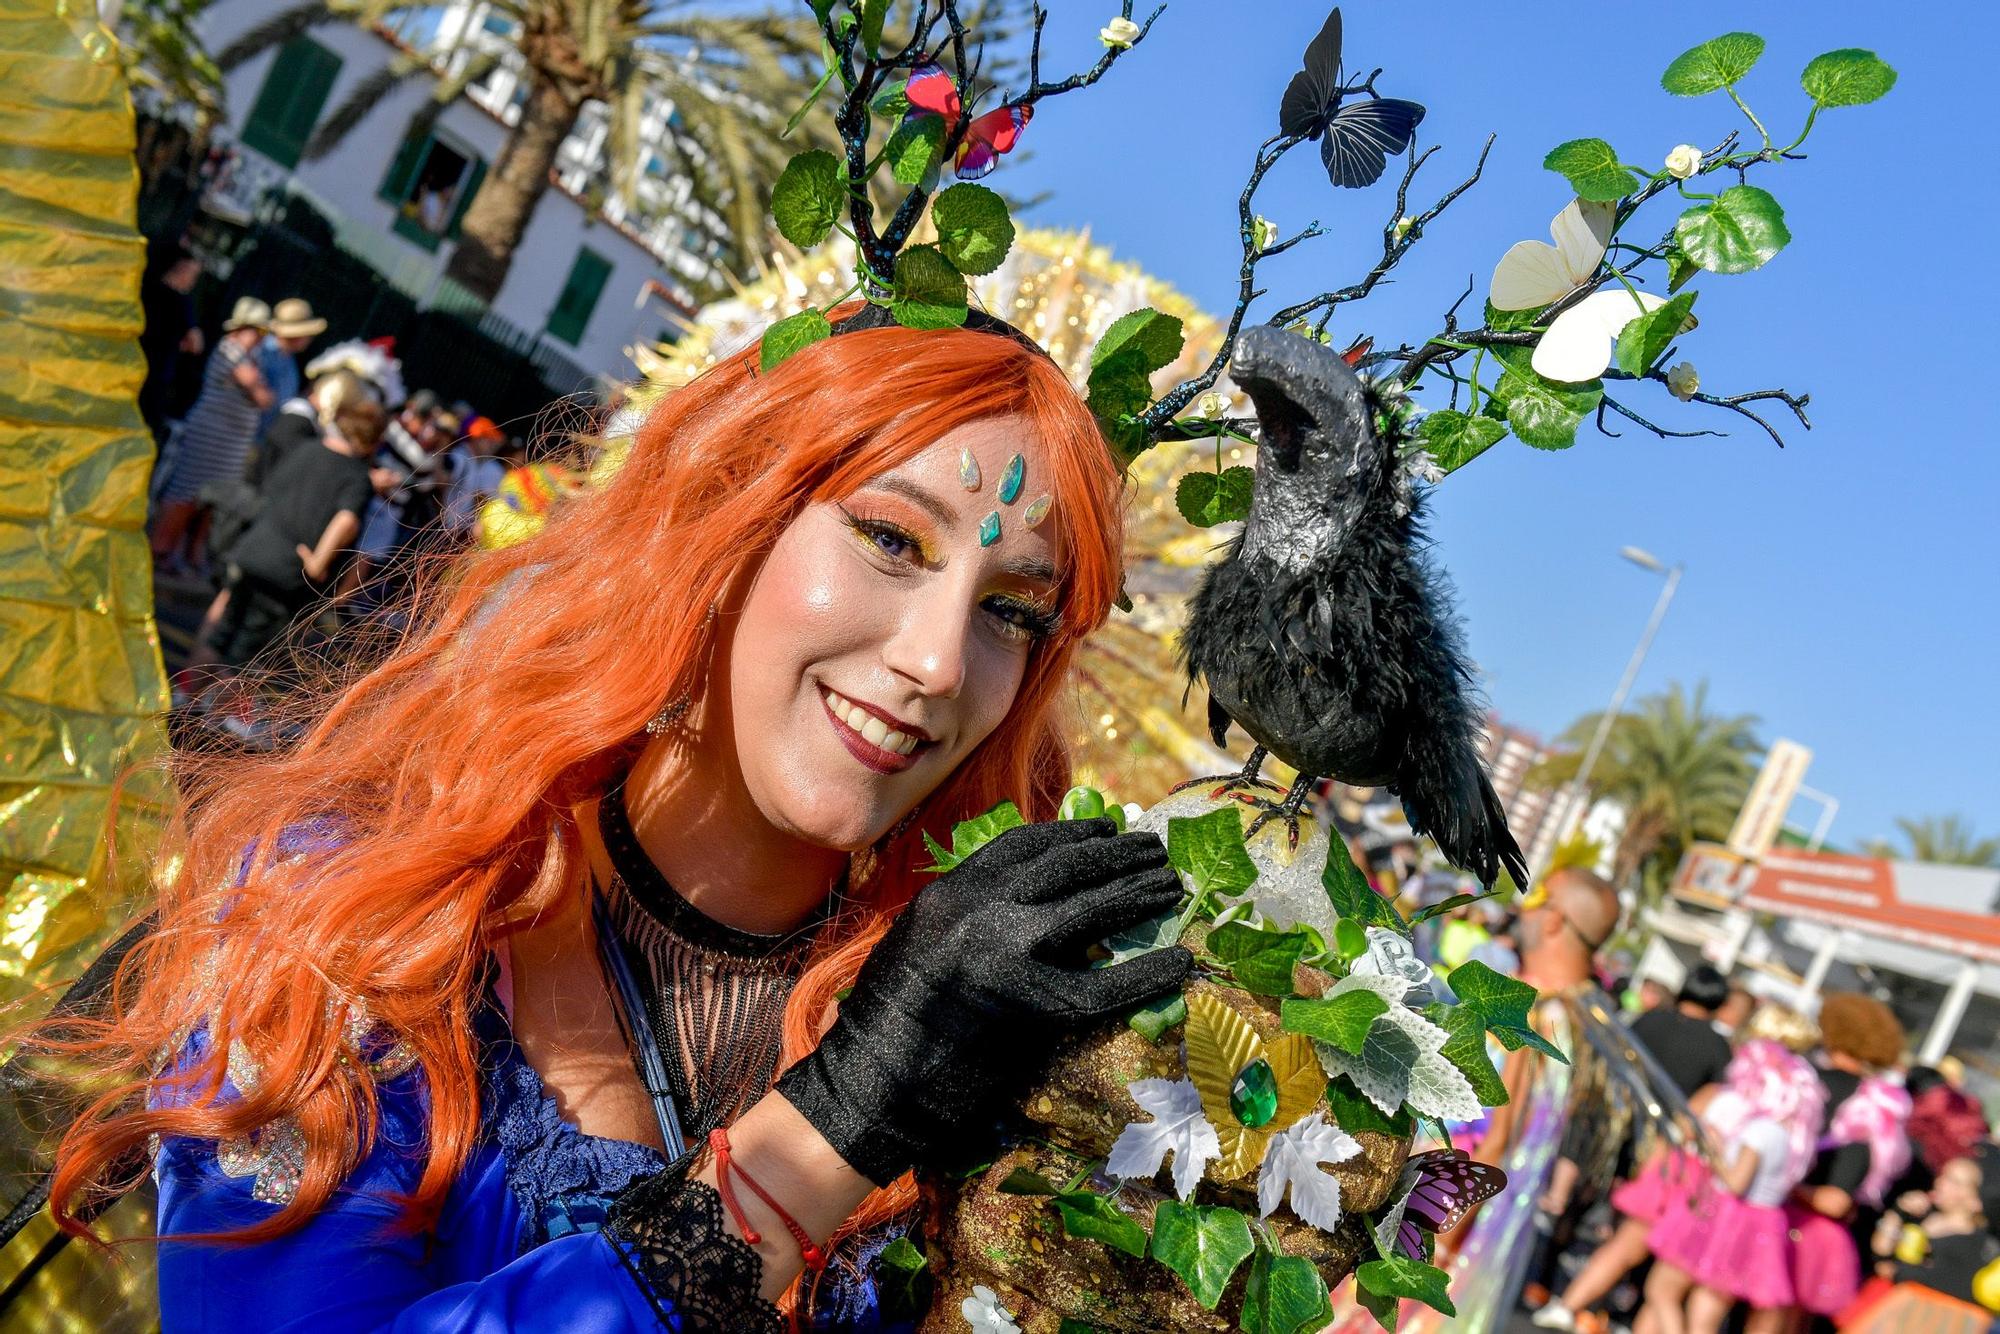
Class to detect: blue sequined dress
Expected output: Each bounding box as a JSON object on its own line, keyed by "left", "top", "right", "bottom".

{"left": 153, "top": 989, "right": 914, "bottom": 1331}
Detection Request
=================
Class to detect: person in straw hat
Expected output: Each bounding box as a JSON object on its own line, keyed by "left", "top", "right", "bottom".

{"left": 254, "top": 297, "right": 328, "bottom": 436}
{"left": 150, "top": 296, "right": 275, "bottom": 574}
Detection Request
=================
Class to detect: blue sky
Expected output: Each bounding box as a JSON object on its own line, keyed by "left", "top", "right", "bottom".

{"left": 989, "top": 0, "right": 1997, "bottom": 852}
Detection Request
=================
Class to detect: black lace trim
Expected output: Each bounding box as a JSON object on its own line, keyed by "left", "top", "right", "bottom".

{"left": 604, "top": 1165, "right": 784, "bottom": 1333}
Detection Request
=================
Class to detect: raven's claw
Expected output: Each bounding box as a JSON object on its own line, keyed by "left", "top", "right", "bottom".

{"left": 1241, "top": 773, "right": 1319, "bottom": 853}
{"left": 1169, "top": 745, "right": 1285, "bottom": 803}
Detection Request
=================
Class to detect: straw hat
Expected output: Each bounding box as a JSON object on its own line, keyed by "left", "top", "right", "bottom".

{"left": 221, "top": 296, "right": 271, "bottom": 332}
{"left": 269, "top": 297, "right": 328, "bottom": 338}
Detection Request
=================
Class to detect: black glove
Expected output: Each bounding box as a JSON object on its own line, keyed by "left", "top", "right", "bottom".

{"left": 776, "top": 817, "right": 1192, "bottom": 1185}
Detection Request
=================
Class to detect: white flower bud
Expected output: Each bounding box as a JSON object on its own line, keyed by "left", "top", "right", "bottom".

{"left": 1666, "top": 360, "right": 1700, "bottom": 401}
{"left": 1664, "top": 144, "right": 1703, "bottom": 180}
{"left": 1195, "top": 390, "right": 1228, "bottom": 419}
{"left": 1099, "top": 16, "right": 1141, "bottom": 48}
{"left": 1251, "top": 215, "right": 1277, "bottom": 252}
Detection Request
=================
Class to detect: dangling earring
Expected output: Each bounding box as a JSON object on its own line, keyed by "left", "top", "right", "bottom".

{"left": 643, "top": 604, "right": 719, "bottom": 736}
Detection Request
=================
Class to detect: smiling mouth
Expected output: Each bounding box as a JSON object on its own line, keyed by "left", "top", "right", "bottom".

{"left": 821, "top": 686, "right": 933, "bottom": 773}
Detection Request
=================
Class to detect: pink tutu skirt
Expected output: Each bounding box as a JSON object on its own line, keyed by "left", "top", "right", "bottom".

{"left": 1783, "top": 1202, "right": 1862, "bottom": 1315}
{"left": 1610, "top": 1147, "right": 1709, "bottom": 1225}
{"left": 1651, "top": 1190, "right": 1797, "bottom": 1310}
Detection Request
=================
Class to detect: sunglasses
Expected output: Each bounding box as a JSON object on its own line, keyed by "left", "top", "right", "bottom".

{"left": 1519, "top": 880, "right": 1610, "bottom": 951}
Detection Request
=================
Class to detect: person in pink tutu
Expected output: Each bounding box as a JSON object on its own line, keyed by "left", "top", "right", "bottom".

{"left": 1636, "top": 1036, "right": 1829, "bottom": 1334}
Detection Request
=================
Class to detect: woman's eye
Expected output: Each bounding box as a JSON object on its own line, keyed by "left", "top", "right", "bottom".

{"left": 984, "top": 597, "right": 1060, "bottom": 642}
{"left": 843, "top": 511, "right": 923, "bottom": 564}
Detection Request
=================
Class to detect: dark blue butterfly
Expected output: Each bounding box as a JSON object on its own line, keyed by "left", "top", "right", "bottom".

{"left": 1279, "top": 8, "right": 1427, "bottom": 190}
{"left": 1385, "top": 1149, "right": 1506, "bottom": 1260}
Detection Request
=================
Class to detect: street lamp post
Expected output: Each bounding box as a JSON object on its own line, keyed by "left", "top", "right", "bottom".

{"left": 1533, "top": 547, "right": 1683, "bottom": 882}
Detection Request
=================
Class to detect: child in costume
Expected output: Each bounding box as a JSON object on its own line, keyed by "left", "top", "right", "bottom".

{"left": 1636, "top": 1038, "right": 1827, "bottom": 1334}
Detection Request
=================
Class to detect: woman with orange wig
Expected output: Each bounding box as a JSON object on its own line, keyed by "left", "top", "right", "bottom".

{"left": 26, "top": 308, "right": 1192, "bottom": 1330}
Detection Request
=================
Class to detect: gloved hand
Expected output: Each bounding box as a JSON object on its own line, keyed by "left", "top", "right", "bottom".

{"left": 776, "top": 817, "right": 1192, "bottom": 1185}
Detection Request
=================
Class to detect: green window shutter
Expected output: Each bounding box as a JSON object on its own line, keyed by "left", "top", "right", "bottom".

{"left": 379, "top": 126, "right": 430, "bottom": 205}
{"left": 444, "top": 156, "right": 487, "bottom": 239}
{"left": 545, "top": 247, "right": 612, "bottom": 346}
{"left": 241, "top": 38, "right": 342, "bottom": 170}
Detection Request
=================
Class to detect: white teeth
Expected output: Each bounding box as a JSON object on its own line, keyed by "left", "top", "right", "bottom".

{"left": 884, "top": 729, "right": 910, "bottom": 754}
{"left": 860, "top": 715, "right": 888, "bottom": 746}
{"left": 825, "top": 688, "right": 924, "bottom": 756}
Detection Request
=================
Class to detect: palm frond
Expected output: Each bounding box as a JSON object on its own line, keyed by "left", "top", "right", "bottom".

{"left": 212, "top": 0, "right": 334, "bottom": 71}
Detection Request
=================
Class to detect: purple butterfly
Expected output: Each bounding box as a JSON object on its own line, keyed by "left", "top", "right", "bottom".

{"left": 1384, "top": 1149, "right": 1506, "bottom": 1261}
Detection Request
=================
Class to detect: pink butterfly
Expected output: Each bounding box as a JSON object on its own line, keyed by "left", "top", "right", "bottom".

{"left": 904, "top": 63, "right": 1032, "bottom": 180}
{"left": 1387, "top": 1149, "right": 1506, "bottom": 1260}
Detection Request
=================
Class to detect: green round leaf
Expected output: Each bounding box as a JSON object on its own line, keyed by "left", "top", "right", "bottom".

{"left": 1542, "top": 138, "right": 1639, "bottom": 203}
{"left": 1661, "top": 32, "right": 1766, "bottom": 96}
{"left": 931, "top": 182, "right": 1015, "bottom": 276}
{"left": 1484, "top": 300, "right": 1543, "bottom": 333}
{"left": 1801, "top": 48, "right": 1897, "bottom": 107}
{"left": 1242, "top": 1250, "right": 1334, "bottom": 1334}
{"left": 1149, "top": 1201, "right": 1254, "bottom": 1311}
{"left": 1664, "top": 245, "right": 1699, "bottom": 294}
{"left": 1175, "top": 466, "right": 1254, "bottom": 528}
{"left": 1417, "top": 409, "right": 1508, "bottom": 474}
{"left": 1356, "top": 1256, "right": 1457, "bottom": 1318}
{"left": 888, "top": 244, "right": 968, "bottom": 330}
{"left": 1490, "top": 346, "right": 1600, "bottom": 450}
{"left": 770, "top": 149, "right": 845, "bottom": 248}
{"left": 1675, "top": 184, "right": 1790, "bottom": 275}
{"left": 885, "top": 113, "right": 945, "bottom": 187}
{"left": 1090, "top": 307, "right": 1185, "bottom": 377}
{"left": 758, "top": 308, "right": 833, "bottom": 372}
{"left": 1613, "top": 290, "right": 1699, "bottom": 377}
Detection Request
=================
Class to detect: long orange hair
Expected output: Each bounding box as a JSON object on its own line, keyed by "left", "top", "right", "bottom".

{"left": 31, "top": 315, "right": 1126, "bottom": 1280}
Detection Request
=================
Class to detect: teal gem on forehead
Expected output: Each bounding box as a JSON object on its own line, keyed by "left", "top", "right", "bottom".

{"left": 1229, "top": 1058, "right": 1279, "bottom": 1128}
{"left": 978, "top": 511, "right": 1001, "bottom": 547}
{"left": 998, "top": 453, "right": 1025, "bottom": 504}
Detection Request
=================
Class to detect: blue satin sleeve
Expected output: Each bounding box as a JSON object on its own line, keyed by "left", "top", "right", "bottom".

{"left": 153, "top": 1075, "right": 671, "bottom": 1332}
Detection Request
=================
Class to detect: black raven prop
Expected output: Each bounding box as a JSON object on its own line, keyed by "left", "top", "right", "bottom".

{"left": 1178, "top": 325, "right": 1527, "bottom": 890}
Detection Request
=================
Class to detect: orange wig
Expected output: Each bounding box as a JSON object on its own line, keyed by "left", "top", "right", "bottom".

{"left": 30, "top": 313, "right": 1127, "bottom": 1282}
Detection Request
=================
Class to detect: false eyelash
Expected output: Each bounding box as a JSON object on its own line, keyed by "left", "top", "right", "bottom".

{"left": 986, "top": 595, "right": 1062, "bottom": 642}
{"left": 838, "top": 506, "right": 936, "bottom": 567}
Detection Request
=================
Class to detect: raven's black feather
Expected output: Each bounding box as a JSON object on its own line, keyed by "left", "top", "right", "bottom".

{"left": 1179, "top": 325, "right": 1525, "bottom": 888}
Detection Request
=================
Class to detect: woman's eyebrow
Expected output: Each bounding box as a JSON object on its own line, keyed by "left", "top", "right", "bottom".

{"left": 1001, "top": 555, "right": 1058, "bottom": 583}
{"left": 865, "top": 475, "right": 958, "bottom": 526}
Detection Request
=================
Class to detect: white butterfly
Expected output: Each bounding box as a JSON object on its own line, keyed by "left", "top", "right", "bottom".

{"left": 1532, "top": 288, "right": 1666, "bottom": 383}
{"left": 1489, "top": 198, "right": 1615, "bottom": 312}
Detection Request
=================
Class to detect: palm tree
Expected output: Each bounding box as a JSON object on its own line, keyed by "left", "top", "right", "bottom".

{"left": 1863, "top": 816, "right": 2000, "bottom": 867}
{"left": 1526, "top": 682, "right": 1762, "bottom": 894}
{"left": 122, "top": 0, "right": 227, "bottom": 129}
{"left": 216, "top": 1, "right": 835, "bottom": 303}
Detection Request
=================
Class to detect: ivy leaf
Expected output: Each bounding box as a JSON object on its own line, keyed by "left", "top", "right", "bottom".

{"left": 758, "top": 308, "right": 832, "bottom": 372}
{"left": 1356, "top": 1256, "right": 1457, "bottom": 1318}
{"left": 931, "top": 182, "right": 1015, "bottom": 276}
{"left": 856, "top": 0, "right": 887, "bottom": 55}
{"left": 1176, "top": 467, "right": 1255, "bottom": 528}
{"left": 1426, "top": 1002, "right": 1509, "bottom": 1106}
{"left": 1150, "top": 1201, "right": 1255, "bottom": 1310}
{"left": 1664, "top": 245, "right": 1699, "bottom": 294}
{"left": 1354, "top": 1278, "right": 1400, "bottom": 1332}
{"left": 1801, "top": 49, "right": 1897, "bottom": 108}
{"left": 1312, "top": 997, "right": 1481, "bottom": 1121}
{"left": 770, "top": 149, "right": 845, "bottom": 248}
{"left": 1542, "top": 138, "right": 1637, "bottom": 203}
{"left": 1167, "top": 807, "right": 1260, "bottom": 900}
{"left": 1091, "top": 307, "right": 1185, "bottom": 378}
{"left": 869, "top": 1235, "right": 932, "bottom": 1324}
{"left": 884, "top": 114, "right": 945, "bottom": 186}
{"left": 1416, "top": 410, "right": 1507, "bottom": 474}
{"left": 1448, "top": 959, "right": 1566, "bottom": 1062}
{"left": 1281, "top": 990, "right": 1390, "bottom": 1055}
{"left": 921, "top": 799, "right": 1025, "bottom": 871}
{"left": 1660, "top": 33, "right": 1766, "bottom": 96}
{"left": 1675, "top": 185, "right": 1790, "bottom": 275}
{"left": 1489, "top": 346, "right": 1600, "bottom": 450}
{"left": 1613, "top": 291, "right": 1698, "bottom": 377}
{"left": 1054, "top": 1189, "right": 1150, "bottom": 1258}
{"left": 889, "top": 244, "right": 968, "bottom": 330}
{"left": 1240, "top": 1250, "right": 1334, "bottom": 1334}
{"left": 1106, "top": 1076, "right": 1221, "bottom": 1200}
{"left": 1103, "top": 908, "right": 1182, "bottom": 966}
{"left": 1322, "top": 835, "right": 1406, "bottom": 934}
{"left": 1208, "top": 923, "right": 1314, "bottom": 997}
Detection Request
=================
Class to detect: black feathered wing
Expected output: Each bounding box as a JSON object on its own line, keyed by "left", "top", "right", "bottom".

{"left": 1321, "top": 97, "right": 1427, "bottom": 189}
{"left": 1279, "top": 8, "right": 1342, "bottom": 137}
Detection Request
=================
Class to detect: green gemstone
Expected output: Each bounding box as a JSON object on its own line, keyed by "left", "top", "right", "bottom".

{"left": 1229, "top": 1058, "right": 1279, "bottom": 1128}
{"left": 978, "top": 510, "right": 1001, "bottom": 546}
{"left": 999, "top": 453, "right": 1025, "bottom": 504}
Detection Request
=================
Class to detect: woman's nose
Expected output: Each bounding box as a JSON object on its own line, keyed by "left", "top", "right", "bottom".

{"left": 881, "top": 586, "right": 973, "bottom": 699}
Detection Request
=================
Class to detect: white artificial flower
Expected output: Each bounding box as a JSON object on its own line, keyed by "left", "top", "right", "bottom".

{"left": 1664, "top": 143, "right": 1703, "bottom": 180}
{"left": 961, "top": 1283, "right": 1021, "bottom": 1334}
{"left": 1105, "top": 1077, "right": 1222, "bottom": 1200}
{"left": 1099, "top": 15, "right": 1141, "bottom": 48}
{"left": 1405, "top": 449, "right": 1446, "bottom": 486}
{"left": 1195, "top": 390, "right": 1229, "bottom": 419}
{"left": 1393, "top": 215, "right": 1416, "bottom": 242}
{"left": 1251, "top": 215, "right": 1278, "bottom": 252}
{"left": 1532, "top": 289, "right": 1666, "bottom": 382}
{"left": 1666, "top": 360, "right": 1700, "bottom": 401}
{"left": 1257, "top": 1112, "right": 1362, "bottom": 1232}
{"left": 1349, "top": 925, "right": 1436, "bottom": 1005}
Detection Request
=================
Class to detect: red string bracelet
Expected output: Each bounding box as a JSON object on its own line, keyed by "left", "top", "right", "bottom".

{"left": 710, "top": 1126, "right": 829, "bottom": 1274}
